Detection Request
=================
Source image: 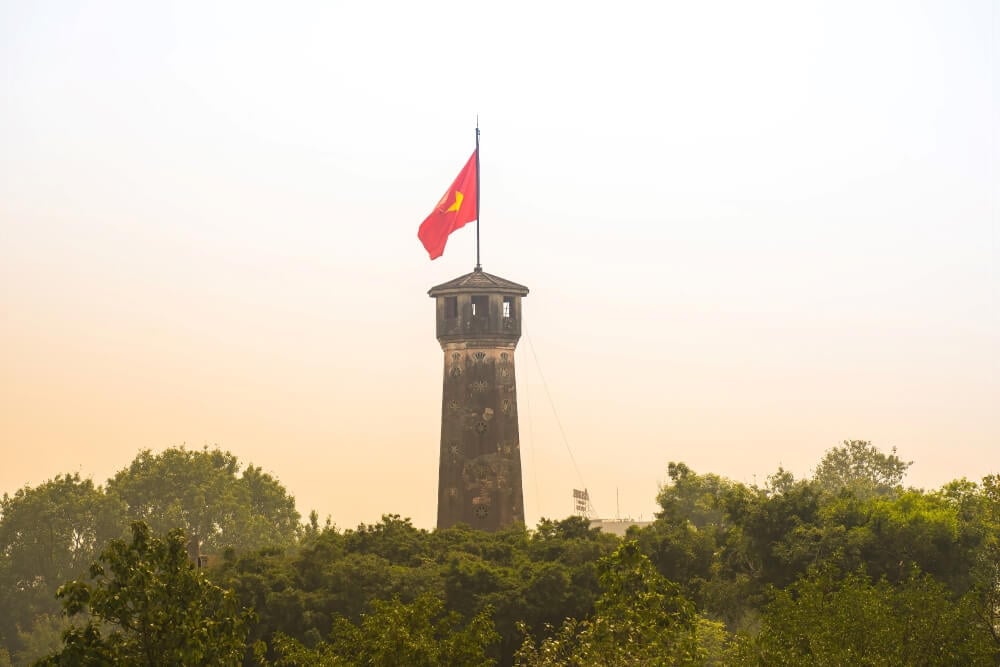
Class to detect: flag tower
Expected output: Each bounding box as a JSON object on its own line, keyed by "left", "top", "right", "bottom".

{"left": 421, "top": 128, "right": 529, "bottom": 530}
{"left": 429, "top": 269, "right": 528, "bottom": 530}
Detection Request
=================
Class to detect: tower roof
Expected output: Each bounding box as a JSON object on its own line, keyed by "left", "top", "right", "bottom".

{"left": 428, "top": 268, "right": 529, "bottom": 297}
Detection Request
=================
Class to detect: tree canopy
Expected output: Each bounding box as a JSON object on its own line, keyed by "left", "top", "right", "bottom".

{"left": 37, "top": 522, "right": 252, "bottom": 666}
{"left": 107, "top": 447, "right": 300, "bottom": 554}
{"left": 2, "top": 441, "right": 998, "bottom": 666}
{"left": 0, "top": 447, "right": 298, "bottom": 663}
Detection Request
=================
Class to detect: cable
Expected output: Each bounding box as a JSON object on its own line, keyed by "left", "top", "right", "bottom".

{"left": 524, "top": 331, "right": 599, "bottom": 518}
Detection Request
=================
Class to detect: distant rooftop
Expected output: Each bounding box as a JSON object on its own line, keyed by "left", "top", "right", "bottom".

{"left": 589, "top": 519, "right": 653, "bottom": 537}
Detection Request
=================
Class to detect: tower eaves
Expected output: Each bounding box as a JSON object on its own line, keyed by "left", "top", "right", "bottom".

{"left": 428, "top": 269, "right": 529, "bottom": 297}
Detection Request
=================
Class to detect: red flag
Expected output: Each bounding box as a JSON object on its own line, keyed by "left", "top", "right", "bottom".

{"left": 418, "top": 150, "right": 478, "bottom": 260}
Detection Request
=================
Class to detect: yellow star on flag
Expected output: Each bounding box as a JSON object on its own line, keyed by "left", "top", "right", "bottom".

{"left": 446, "top": 191, "right": 464, "bottom": 212}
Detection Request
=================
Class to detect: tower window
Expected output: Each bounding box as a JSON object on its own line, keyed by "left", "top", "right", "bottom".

{"left": 444, "top": 297, "right": 458, "bottom": 318}
{"left": 502, "top": 297, "right": 513, "bottom": 318}
{"left": 471, "top": 296, "right": 488, "bottom": 317}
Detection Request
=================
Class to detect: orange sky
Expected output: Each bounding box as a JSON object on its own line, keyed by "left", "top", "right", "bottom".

{"left": 1, "top": 1, "right": 997, "bottom": 529}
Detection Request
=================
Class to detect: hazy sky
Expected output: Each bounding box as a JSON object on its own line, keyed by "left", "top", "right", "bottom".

{"left": 1, "top": 1, "right": 996, "bottom": 529}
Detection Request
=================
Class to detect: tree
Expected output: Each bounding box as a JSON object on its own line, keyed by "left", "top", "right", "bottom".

{"left": 641, "top": 463, "right": 748, "bottom": 623}
{"left": 516, "top": 541, "right": 707, "bottom": 666}
{"left": 271, "top": 593, "right": 499, "bottom": 667}
{"left": 107, "top": 447, "right": 299, "bottom": 555}
{"left": 213, "top": 547, "right": 314, "bottom": 665}
{"left": 12, "top": 614, "right": 72, "bottom": 666}
{"left": 971, "top": 475, "right": 1000, "bottom": 646}
{"left": 520, "top": 516, "right": 617, "bottom": 633}
{"left": 744, "top": 565, "right": 994, "bottom": 665}
{"left": 38, "top": 522, "right": 252, "bottom": 666}
{"left": 237, "top": 464, "right": 303, "bottom": 552}
{"left": 812, "top": 440, "right": 911, "bottom": 499}
{"left": 0, "top": 474, "right": 123, "bottom": 658}
{"left": 657, "top": 463, "right": 739, "bottom": 530}
{"left": 341, "top": 515, "right": 432, "bottom": 567}
{"left": 734, "top": 476, "right": 822, "bottom": 586}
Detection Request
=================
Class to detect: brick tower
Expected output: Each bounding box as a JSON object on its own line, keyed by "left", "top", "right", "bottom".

{"left": 429, "top": 267, "right": 529, "bottom": 531}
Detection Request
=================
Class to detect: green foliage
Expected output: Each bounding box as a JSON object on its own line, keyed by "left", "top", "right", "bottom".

{"left": 341, "top": 514, "right": 430, "bottom": 566}
{"left": 210, "top": 447, "right": 1000, "bottom": 665}
{"left": 269, "top": 634, "right": 349, "bottom": 667}
{"left": 0, "top": 449, "right": 299, "bottom": 661}
{"left": 812, "top": 439, "right": 911, "bottom": 498}
{"left": 239, "top": 464, "right": 303, "bottom": 551}
{"left": 641, "top": 463, "right": 758, "bottom": 627}
{"left": 725, "top": 474, "right": 822, "bottom": 589}
{"left": 971, "top": 475, "right": 1000, "bottom": 646}
{"left": 212, "top": 515, "right": 620, "bottom": 666}
{"left": 590, "top": 540, "right": 701, "bottom": 663}
{"left": 13, "top": 615, "right": 73, "bottom": 666}
{"left": 37, "top": 522, "right": 252, "bottom": 666}
{"left": 107, "top": 447, "right": 300, "bottom": 554}
{"left": 0, "top": 475, "right": 123, "bottom": 588}
{"left": 516, "top": 541, "right": 704, "bottom": 666}
{"left": 4, "top": 442, "right": 999, "bottom": 665}
{"left": 0, "top": 474, "right": 123, "bottom": 658}
{"left": 693, "top": 616, "right": 734, "bottom": 666}
{"left": 657, "top": 463, "right": 738, "bottom": 530}
{"left": 215, "top": 546, "right": 314, "bottom": 661}
{"left": 743, "top": 565, "right": 995, "bottom": 665}
{"left": 271, "top": 593, "right": 498, "bottom": 667}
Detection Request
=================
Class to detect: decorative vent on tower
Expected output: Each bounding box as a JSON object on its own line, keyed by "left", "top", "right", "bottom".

{"left": 473, "top": 351, "right": 486, "bottom": 363}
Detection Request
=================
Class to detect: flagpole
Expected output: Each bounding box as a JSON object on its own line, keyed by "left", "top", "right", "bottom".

{"left": 475, "top": 122, "right": 481, "bottom": 272}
